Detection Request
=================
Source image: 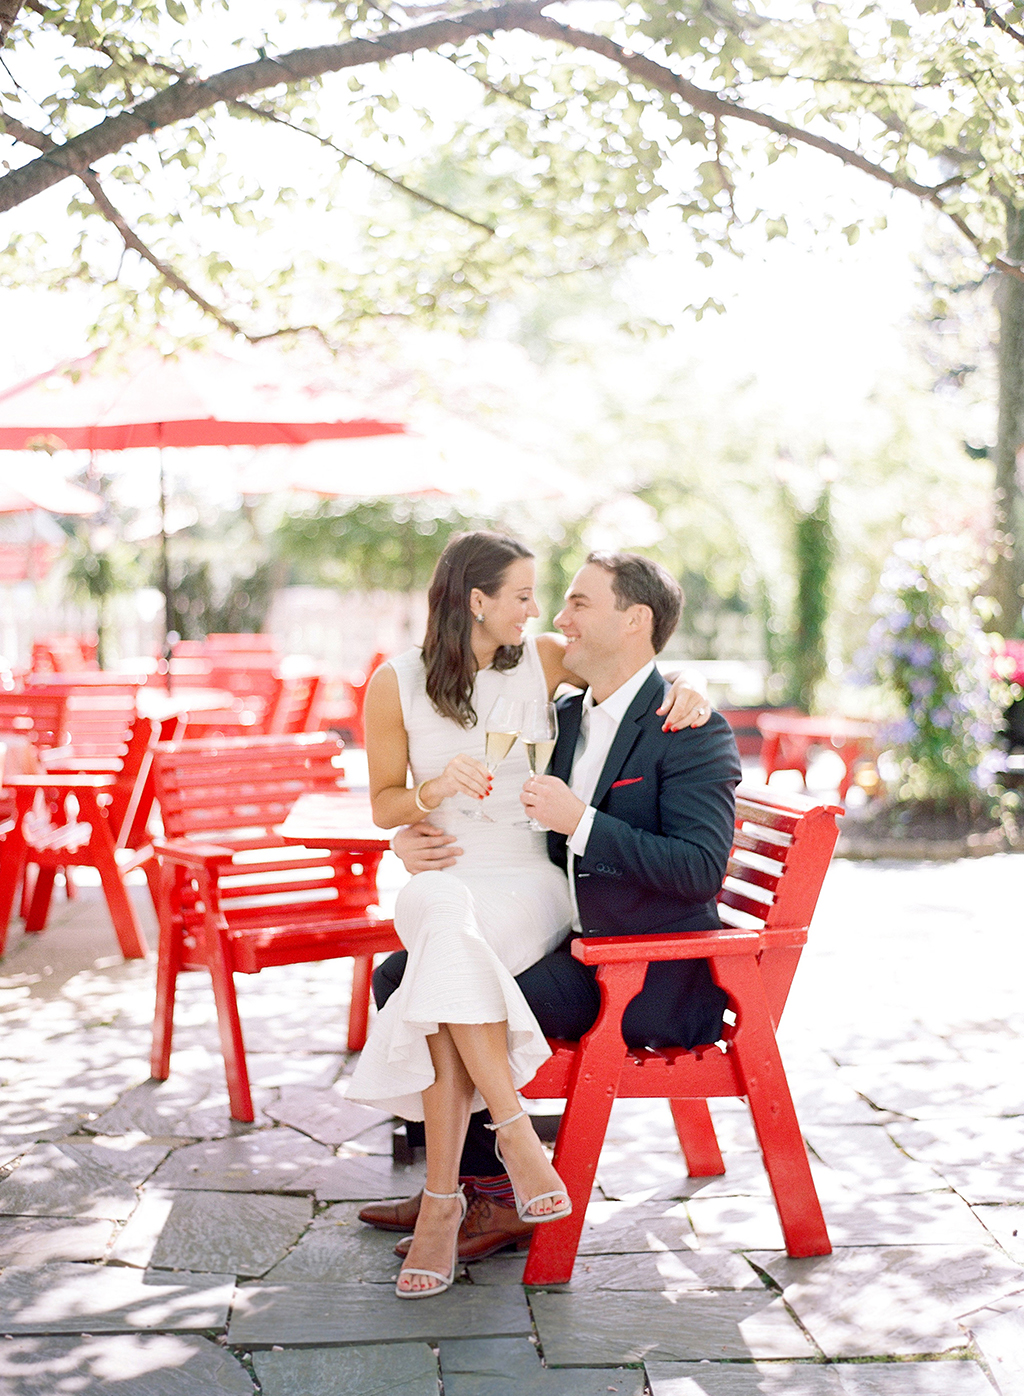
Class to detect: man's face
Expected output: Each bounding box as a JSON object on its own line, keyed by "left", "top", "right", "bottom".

{"left": 554, "top": 563, "right": 633, "bottom": 680}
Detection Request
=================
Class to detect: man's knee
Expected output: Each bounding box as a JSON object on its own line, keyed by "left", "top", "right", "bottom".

{"left": 516, "top": 944, "right": 601, "bottom": 1041}
{"left": 372, "top": 950, "right": 408, "bottom": 1010}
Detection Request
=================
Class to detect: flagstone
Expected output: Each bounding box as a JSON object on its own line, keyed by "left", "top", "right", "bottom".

{"left": 972, "top": 1203, "right": 1024, "bottom": 1264}
{"left": 110, "top": 1189, "right": 311, "bottom": 1276}
{"left": 228, "top": 1281, "right": 531, "bottom": 1345}
{"left": 887, "top": 1119, "right": 1024, "bottom": 1204}
{"left": 440, "top": 1336, "right": 644, "bottom": 1395}
{"left": 86, "top": 1077, "right": 276, "bottom": 1140}
{"left": 0, "top": 1334, "right": 254, "bottom": 1395}
{"left": 0, "top": 1216, "right": 114, "bottom": 1266}
{"left": 0, "top": 1142, "right": 141, "bottom": 1220}
{"left": 264, "top": 1085, "right": 391, "bottom": 1147}
{"left": 578, "top": 1199, "right": 697, "bottom": 1254}
{"left": 833, "top": 1360, "right": 996, "bottom": 1394}
{"left": 530, "top": 1290, "right": 815, "bottom": 1364}
{"left": 803, "top": 1125, "right": 946, "bottom": 1195}
{"left": 645, "top": 1361, "right": 844, "bottom": 1394}
{"left": 0, "top": 1263, "right": 234, "bottom": 1334}
{"left": 749, "top": 1244, "right": 1024, "bottom": 1357}
{"left": 835, "top": 1061, "right": 1024, "bottom": 1121}
{"left": 568, "top": 1249, "right": 764, "bottom": 1292}
{"left": 261, "top": 1201, "right": 400, "bottom": 1283}
{"left": 253, "top": 1342, "right": 436, "bottom": 1396}
{"left": 959, "top": 1290, "right": 1024, "bottom": 1396}
{"left": 148, "top": 1128, "right": 333, "bottom": 1192}
{"left": 598, "top": 1147, "right": 771, "bottom": 1202}
{"left": 687, "top": 1187, "right": 992, "bottom": 1251}
{"left": 308, "top": 1152, "right": 426, "bottom": 1201}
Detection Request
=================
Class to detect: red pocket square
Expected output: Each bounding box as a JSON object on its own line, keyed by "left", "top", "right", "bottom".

{"left": 611, "top": 777, "right": 644, "bottom": 788}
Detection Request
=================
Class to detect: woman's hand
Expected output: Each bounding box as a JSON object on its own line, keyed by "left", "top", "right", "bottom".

{"left": 657, "top": 674, "right": 712, "bottom": 732}
{"left": 424, "top": 752, "right": 492, "bottom": 805}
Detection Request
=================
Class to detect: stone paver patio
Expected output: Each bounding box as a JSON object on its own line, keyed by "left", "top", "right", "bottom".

{"left": 0, "top": 845, "right": 1022, "bottom": 1394}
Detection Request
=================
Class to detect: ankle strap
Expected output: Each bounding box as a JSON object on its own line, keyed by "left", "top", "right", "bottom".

{"left": 423, "top": 1186, "right": 464, "bottom": 1199}
{"left": 484, "top": 1108, "right": 527, "bottom": 1132}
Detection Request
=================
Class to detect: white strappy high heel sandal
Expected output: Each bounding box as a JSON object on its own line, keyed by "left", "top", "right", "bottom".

{"left": 485, "top": 1108, "right": 573, "bottom": 1224}
{"left": 394, "top": 1185, "right": 467, "bottom": 1299}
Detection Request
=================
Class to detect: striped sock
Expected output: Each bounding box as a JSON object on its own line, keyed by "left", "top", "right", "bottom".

{"left": 472, "top": 1173, "right": 517, "bottom": 1208}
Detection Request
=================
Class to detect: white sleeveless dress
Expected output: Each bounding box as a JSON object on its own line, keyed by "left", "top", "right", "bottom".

{"left": 346, "top": 637, "right": 572, "bottom": 1121}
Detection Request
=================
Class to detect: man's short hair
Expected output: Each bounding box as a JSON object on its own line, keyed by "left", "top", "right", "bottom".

{"left": 586, "top": 551, "right": 682, "bottom": 653}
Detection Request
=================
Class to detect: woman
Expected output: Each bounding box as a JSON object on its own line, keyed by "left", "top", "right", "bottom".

{"left": 346, "top": 532, "right": 706, "bottom": 1297}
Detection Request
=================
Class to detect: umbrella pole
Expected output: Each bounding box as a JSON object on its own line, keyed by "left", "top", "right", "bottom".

{"left": 159, "top": 448, "right": 173, "bottom": 692}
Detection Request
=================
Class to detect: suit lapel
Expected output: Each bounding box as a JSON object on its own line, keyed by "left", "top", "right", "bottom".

{"left": 552, "top": 693, "right": 583, "bottom": 783}
{"left": 591, "top": 669, "right": 666, "bottom": 810}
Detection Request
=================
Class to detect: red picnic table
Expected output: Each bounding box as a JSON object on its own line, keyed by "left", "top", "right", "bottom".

{"left": 756, "top": 712, "right": 877, "bottom": 801}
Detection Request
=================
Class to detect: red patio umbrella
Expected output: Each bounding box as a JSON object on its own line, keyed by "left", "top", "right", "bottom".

{"left": 0, "top": 346, "right": 408, "bottom": 662}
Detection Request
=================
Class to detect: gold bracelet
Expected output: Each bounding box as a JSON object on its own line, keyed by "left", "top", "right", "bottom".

{"left": 413, "top": 780, "right": 437, "bottom": 813}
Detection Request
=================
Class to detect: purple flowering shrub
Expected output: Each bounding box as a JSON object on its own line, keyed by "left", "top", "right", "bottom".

{"left": 864, "top": 538, "right": 1007, "bottom": 806}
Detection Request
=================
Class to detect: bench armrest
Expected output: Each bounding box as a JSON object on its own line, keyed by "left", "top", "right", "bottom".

{"left": 3, "top": 774, "right": 115, "bottom": 790}
{"left": 572, "top": 927, "right": 761, "bottom": 965}
{"left": 152, "top": 837, "right": 236, "bottom": 868}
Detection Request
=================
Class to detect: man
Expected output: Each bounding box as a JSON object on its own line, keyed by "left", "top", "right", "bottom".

{"left": 360, "top": 551, "right": 741, "bottom": 1260}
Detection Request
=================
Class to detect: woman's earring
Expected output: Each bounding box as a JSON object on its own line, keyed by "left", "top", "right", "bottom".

{"left": 475, "top": 613, "right": 484, "bottom": 623}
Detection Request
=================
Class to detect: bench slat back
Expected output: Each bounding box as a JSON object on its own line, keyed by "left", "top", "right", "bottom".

{"left": 718, "top": 785, "right": 841, "bottom": 932}
{"left": 153, "top": 734, "right": 345, "bottom": 839}
{"left": 0, "top": 693, "right": 68, "bottom": 749}
{"left": 152, "top": 734, "right": 382, "bottom": 931}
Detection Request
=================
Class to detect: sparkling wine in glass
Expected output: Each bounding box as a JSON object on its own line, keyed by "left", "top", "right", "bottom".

{"left": 519, "top": 699, "right": 558, "bottom": 830}
{"left": 461, "top": 697, "right": 523, "bottom": 821}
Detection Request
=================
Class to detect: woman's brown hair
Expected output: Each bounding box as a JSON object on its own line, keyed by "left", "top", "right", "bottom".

{"left": 423, "top": 531, "right": 534, "bottom": 728}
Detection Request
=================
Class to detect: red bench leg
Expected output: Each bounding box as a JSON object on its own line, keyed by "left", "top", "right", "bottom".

{"left": 522, "top": 961, "right": 645, "bottom": 1286}
{"left": 347, "top": 954, "right": 373, "bottom": 1051}
{"left": 205, "top": 927, "right": 255, "bottom": 1123}
{"left": 671, "top": 1099, "right": 725, "bottom": 1177}
{"left": 24, "top": 865, "right": 57, "bottom": 932}
{"left": 150, "top": 869, "right": 182, "bottom": 1082}
{"left": 717, "top": 954, "right": 830, "bottom": 1258}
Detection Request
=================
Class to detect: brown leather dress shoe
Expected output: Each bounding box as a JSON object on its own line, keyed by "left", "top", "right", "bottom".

{"left": 358, "top": 1191, "right": 423, "bottom": 1232}
{"left": 394, "top": 1191, "right": 533, "bottom": 1262}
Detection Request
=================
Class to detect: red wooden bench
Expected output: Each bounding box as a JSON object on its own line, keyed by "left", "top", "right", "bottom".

{"left": 0, "top": 692, "right": 69, "bottom": 753}
{"left": 757, "top": 713, "right": 877, "bottom": 800}
{"left": 520, "top": 784, "right": 841, "bottom": 1284}
{"left": 149, "top": 734, "right": 401, "bottom": 1121}
{"left": 0, "top": 715, "right": 164, "bottom": 959}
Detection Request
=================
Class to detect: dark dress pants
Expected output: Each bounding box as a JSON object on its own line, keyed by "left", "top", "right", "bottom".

{"left": 371, "top": 937, "right": 727, "bottom": 1177}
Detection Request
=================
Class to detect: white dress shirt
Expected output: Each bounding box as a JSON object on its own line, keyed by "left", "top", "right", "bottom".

{"left": 565, "top": 659, "right": 656, "bottom": 930}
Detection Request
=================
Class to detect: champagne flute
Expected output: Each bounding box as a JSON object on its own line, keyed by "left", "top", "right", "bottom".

{"left": 518, "top": 699, "right": 558, "bottom": 830}
{"left": 461, "top": 696, "right": 523, "bottom": 821}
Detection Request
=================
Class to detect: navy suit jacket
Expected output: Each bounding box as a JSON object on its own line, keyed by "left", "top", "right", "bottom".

{"left": 547, "top": 668, "right": 741, "bottom": 938}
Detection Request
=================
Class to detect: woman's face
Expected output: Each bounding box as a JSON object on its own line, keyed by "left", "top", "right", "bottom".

{"left": 475, "top": 557, "right": 540, "bottom": 648}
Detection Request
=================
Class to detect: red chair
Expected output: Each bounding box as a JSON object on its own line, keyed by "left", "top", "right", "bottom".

{"left": 0, "top": 693, "right": 69, "bottom": 753}
{"left": 0, "top": 716, "right": 166, "bottom": 959}
{"left": 718, "top": 706, "right": 801, "bottom": 760}
{"left": 25, "top": 677, "right": 143, "bottom": 760}
{"left": 149, "top": 734, "right": 401, "bottom": 1121}
{"left": 30, "top": 635, "right": 99, "bottom": 674}
{"left": 757, "top": 713, "right": 877, "bottom": 800}
{"left": 520, "top": 785, "right": 841, "bottom": 1284}
{"left": 266, "top": 670, "right": 323, "bottom": 734}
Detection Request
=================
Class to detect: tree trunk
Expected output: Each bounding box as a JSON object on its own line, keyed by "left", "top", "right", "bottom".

{"left": 991, "top": 201, "right": 1024, "bottom": 638}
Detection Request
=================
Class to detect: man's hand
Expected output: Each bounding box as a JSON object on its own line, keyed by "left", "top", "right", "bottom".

{"left": 392, "top": 821, "right": 463, "bottom": 873}
{"left": 520, "top": 775, "right": 586, "bottom": 836}
{"left": 657, "top": 672, "right": 712, "bottom": 732}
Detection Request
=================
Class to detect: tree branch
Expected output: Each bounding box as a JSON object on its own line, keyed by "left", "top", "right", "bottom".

{"left": 0, "top": 1, "right": 24, "bottom": 48}
{"left": 0, "top": 108, "right": 313, "bottom": 341}
{"left": 229, "top": 97, "right": 496, "bottom": 234}
{"left": 969, "top": 0, "right": 1024, "bottom": 49}
{"left": 516, "top": 12, "right": 1024, "bottom": 282}
{"left": 0, "top": 0, "right": 550, "bottom": 213}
